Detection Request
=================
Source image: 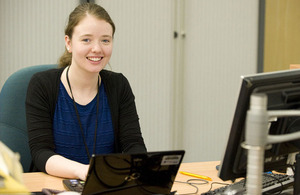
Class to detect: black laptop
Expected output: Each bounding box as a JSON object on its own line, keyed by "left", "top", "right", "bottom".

{"left": 63, "top": 150, "right": 185, "bottom": 195}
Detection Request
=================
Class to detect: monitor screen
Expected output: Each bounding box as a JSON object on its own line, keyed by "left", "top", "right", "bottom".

{"left": 218, "top": 69, "right": 300, "bottom": 181}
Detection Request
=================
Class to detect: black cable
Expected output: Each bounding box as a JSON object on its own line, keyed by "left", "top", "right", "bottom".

{"left": 205, "top": 182, "right": 229, "bottom": 193}
{"left": 174, "top": 179, "right": 209, "bottom": 195}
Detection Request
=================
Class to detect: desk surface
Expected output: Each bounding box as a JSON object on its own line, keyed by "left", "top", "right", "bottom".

{"left": 23, "top": 161, "right": 232, "bottom": 194}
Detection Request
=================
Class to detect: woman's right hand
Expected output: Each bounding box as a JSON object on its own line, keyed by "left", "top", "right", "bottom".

{"left": 76, "top": 163, "right": 90, "bottom": 180}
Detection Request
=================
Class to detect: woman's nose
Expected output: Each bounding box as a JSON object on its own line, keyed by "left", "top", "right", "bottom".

{"left": 91, "top": 43, "right": 102, "bottom": 53}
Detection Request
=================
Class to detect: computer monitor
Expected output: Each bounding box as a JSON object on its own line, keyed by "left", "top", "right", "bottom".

{"left": 218, "top": 69, "right": 300, "bottom": 181}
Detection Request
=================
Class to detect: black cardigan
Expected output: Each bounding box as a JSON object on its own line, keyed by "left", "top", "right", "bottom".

{"left": 25, "top": 67, "right": 146, "bottom": 172}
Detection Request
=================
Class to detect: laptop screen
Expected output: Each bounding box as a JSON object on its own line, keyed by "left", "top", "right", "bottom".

{"left": 82, "top": 150, "right": 185, "bottom": 195}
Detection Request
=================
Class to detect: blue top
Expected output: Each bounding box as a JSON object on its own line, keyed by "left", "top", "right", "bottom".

{"left": 53, "top": 82, "right": 114, "bottom": 164}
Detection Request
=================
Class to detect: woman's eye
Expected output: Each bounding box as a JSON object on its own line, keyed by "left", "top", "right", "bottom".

{"left": 102, "top": 39, "right": 110, "bottom": 44}
{"left": 82, "top": 39, "right": 90, "bottom": 42}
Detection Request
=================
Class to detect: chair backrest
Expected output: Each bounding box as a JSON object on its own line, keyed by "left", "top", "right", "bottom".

{"left": 0, "top": 64, "right": 57, "bottom": 172}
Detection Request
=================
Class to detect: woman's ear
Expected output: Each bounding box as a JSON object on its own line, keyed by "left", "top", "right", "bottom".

{"left": 65, "top": 35, "right": 72, "bottom": 53}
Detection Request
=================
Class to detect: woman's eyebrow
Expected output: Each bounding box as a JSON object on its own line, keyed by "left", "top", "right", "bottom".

{"left": 79, "top": 34, "right": 112, "bottom": 38}
{"left": 79, "top": 34, "right": 93, "bottom": 38}
{"left": 102, "top": 35, "right": 112, "bottom": 38}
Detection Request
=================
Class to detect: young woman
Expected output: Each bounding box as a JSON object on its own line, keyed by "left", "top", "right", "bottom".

{"left": 26, "top": 3, "right": 146, "bottom": 180}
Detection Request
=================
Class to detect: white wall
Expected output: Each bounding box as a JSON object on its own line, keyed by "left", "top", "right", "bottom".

{"left": 0, "top": 0, "right": 78, "bottom": 86}
{"left": 0, "top": 0, "right": 259, "bottom": 163}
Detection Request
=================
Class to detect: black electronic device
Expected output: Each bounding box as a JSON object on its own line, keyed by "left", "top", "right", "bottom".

{"left": 202, "top": 173, "right": 294, "bottom": 195}
{"left": 63, "top": 150, "right": 185, "bottom": 195}
{"left": 218, "top": 69, "right": 300, "bottom": 181}
{"left": 63, "top": 179, "right": 85, "bottom": 192}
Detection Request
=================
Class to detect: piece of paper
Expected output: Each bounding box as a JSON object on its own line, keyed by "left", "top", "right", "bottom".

{"left": 0, "top": 141, "right": 24, "bottom": 183}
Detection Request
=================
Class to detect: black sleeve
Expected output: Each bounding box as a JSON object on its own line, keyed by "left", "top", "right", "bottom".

{"left": 117, "top": 74, "right": 147, "bottom": 153}
{"left": 25, "top": 73, "right": 57, "bottom": 172}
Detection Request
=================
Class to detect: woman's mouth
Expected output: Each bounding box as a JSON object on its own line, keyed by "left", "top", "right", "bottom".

{"left": 87, "top": 57, "right": 102, "bottom": 62}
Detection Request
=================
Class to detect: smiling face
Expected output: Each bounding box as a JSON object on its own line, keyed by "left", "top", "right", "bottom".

{"left": 65, "top": 14, "right": 113, "bottom": 73}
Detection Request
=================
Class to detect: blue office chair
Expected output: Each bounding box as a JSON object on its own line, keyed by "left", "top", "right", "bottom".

{"left": 0, "top": 64, "right": 57, "bottom": 172}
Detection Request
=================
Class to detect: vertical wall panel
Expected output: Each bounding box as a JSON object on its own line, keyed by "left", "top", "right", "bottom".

{"left": 264, "top": 0, "right": 300, "bottom": 72}
{"left": 182, "top": 0, "right": 259, "bottom": 162}
{"left": 0, "top": 0, "right": 79, "bottom": 89}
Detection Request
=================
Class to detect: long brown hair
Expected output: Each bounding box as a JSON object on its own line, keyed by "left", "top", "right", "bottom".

{"left": 58, "top": 3, "right": 115, "bottom": 68}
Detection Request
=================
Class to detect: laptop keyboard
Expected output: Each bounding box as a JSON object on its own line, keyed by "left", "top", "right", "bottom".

{"left": 63, "top": 179, "right": 85, "bottom": 192}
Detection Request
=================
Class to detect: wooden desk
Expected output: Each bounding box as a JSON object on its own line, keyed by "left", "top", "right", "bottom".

{"left": 23, "top": 161, "right": 232, "bottom": 194}
{"left": 172, "top": 161, "right": 232, "bottom": 194}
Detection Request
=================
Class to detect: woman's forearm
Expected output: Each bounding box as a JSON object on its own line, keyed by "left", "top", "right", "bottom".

{"left": 45, "top": 155, "right": 89, "bottom": 180}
